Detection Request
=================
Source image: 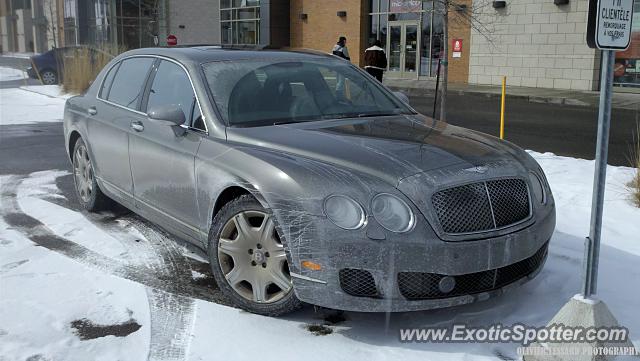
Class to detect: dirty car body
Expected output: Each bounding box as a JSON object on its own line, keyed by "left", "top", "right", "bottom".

{"left": 63, "top": 47, "right": 555, "bottom": 314}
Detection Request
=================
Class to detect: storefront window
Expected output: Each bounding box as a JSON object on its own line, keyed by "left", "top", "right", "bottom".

{"left": 419, "top": 2, "right": 433, "bottom": 76}
{"left": 368, "top": 0, "right": 442, "bottom": 78}
{"left": 221, "top": 0, "right": 260, "bottom": 45}
{"left": 431, "top": 10, "right": 444, "bottom": 77}
{"left": 63, "top": 0, "right": 165, "bottom": 49}
{"left": 614, "top": 0, "right": 640, "bottom": 88}
{"left": 63, "top": 0, "right": 78, "bottom": 45}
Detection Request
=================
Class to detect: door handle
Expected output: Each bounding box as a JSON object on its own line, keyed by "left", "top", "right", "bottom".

{"left": 88, "top": 106, "right": 97, "bottom": 116}
{"left": 130, "top": 121, "right": 144, "bottom": 132}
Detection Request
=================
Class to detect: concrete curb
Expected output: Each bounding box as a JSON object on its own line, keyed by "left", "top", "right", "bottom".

{"left": 387, "top": 85, "right": 594, "bottom": 108}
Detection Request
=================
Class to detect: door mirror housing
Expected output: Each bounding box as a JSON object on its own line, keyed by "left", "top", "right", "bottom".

{"left": 147, "top": 104, "right": 186, "bottom": 127}
{"left": 393, "top": 91, "right": 410, "bottom": 105}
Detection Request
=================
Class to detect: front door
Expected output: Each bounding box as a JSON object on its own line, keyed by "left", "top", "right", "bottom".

{"left": 387, "top": 21, "right": 420, "bottom": 79}
{"left": 129, "top": 59, "right": 204, "bottom": 241}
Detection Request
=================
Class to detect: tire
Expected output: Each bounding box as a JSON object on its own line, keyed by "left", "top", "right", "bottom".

{"left": 72, "top": 137, "right": 112, "bottom": 212}
{"left": 208, "top": 195, "right": 302, "bottom": 316}
{"left": 40, "top": 69, "right": 57, "bottom": 85}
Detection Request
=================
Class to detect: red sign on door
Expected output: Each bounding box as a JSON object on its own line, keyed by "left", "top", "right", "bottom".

{"left": 452, "top": 39, "right": 462, "bottom": 58}
{"left": 167, "top": 34, "right": 178, "bottom": 46}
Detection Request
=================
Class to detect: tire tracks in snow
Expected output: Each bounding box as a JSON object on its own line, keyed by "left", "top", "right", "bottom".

{"left": 0, "top": 174, "right": 217, "bottom": 361}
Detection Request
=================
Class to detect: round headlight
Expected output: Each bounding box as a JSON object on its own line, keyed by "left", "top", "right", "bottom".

{"left": 323, "top": 195, "right": 366, "bottom": 230}
{"left": 529, "top": 172, "right": 545, "bottom": 203}
{"left": 371, "top": 193, "right": 415, "bottom": 233}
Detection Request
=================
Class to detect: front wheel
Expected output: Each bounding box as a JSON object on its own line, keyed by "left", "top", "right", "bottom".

{"left": 208, "top": 195, "right": 302, "bottom": 316}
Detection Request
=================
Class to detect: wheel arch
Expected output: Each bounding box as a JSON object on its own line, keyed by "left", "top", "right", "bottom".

{"left": 68, "top": 130, "right": 82, "bottom": 161}
{"left": 210, "top": 184, "right": 270, "bottom": 221}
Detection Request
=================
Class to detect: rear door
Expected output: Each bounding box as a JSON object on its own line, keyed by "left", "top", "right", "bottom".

{"left": 129, "top": 58, "right": 205, "bottom": 241}
{"left": 89, "top": 56, "right": 154, "bottom": 202}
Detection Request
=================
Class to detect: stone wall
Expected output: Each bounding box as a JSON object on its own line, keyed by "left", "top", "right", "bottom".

{"left": 468, "top": 0, "right": 600, "bottom": 90}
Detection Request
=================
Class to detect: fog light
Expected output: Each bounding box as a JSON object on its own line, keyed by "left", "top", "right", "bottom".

{"left": 301, "top": 260, "right": 322, "bottom": 271}
{"left": 439, "top": 276, "right": 456, "bottom": 293}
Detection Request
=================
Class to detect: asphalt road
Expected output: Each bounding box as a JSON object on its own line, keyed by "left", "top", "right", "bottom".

{"left": 409, "top": 92, "right": 637, "bottom": 167}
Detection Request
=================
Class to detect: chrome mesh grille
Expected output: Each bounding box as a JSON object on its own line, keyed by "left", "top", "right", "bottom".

{"left": 339, "top": 269, "right": 379, "bottom": 297}
{"left": 486, "top": 179, "right": 531, "bottom": 227}
{"left": 432, "top": 178, "right": 530, "bottom": 234}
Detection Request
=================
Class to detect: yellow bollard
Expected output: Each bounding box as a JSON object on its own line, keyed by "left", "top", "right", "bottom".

{"left": 500, "top": 76, "right": 506, "bottom": 139}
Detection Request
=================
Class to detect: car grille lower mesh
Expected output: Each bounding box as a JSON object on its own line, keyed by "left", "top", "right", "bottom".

{"left": 339, "top": 268, "right": 379, "bottom": 297}
{"left": 432, "top": 178, "right": 531, "bottom": 234}
{"left": 398, "top": 242, "right": 548, "bottom": 300}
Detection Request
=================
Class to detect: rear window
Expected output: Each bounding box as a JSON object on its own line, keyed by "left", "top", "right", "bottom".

{"left": 99, "top": 62, "right": 120, "bottom": 99}
{"left": 107, "top": 57, "right": 154, "bottom": 110}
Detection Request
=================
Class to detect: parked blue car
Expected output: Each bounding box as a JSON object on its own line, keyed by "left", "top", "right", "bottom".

{"left": 27, "top": 46, "right": 99, "bottom": 85}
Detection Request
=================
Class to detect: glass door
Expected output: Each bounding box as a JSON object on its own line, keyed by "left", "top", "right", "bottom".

{"left": 386, "top": 21, "right": 421, "bottom": 78}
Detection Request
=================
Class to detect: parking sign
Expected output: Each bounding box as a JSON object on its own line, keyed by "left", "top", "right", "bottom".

{"left": 587, "top": 0, "right": 634, "bottom": 50}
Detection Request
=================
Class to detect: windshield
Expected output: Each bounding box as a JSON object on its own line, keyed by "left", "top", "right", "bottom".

{"left": 202, "top": 59, "right": 414, "bottom": 127}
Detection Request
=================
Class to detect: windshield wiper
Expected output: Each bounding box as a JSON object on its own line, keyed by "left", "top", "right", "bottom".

{"left": 273, "top": 120, "right": 307, "bottom": 125}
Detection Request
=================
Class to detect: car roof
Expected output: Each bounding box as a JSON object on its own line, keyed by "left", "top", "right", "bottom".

{"left": 119, "top": 46, "right": 336, "bottom": 64}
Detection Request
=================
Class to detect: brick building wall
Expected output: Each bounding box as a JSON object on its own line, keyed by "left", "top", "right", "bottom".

{"left": 468, "top": 0, "right": 599, "bottom": 90}
{"left": 448, "top": 0, "right": 472, "bottom": 83}
{"left": 290, "top": 0, "right": 368, "bottom": 66}
{"left": 168, "top": 0, "right": 220, "bottom": 45}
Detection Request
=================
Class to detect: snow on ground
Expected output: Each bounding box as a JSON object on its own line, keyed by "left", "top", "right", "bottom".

{"left": 0, "top": 86, "right": 67, "bottom": 125}
{"left": 0, "top": 154, "right": 639, "bottom": 361}
{"left": 20, "top": 85, "right": 72, "bottom": 99}
{"left": 0, "top": 66, "right": 27, "bottom": 82}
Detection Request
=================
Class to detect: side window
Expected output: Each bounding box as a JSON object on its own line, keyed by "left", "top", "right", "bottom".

{"left": 107, "top": 57, "right": 154, "bottom": 110}
{"left": 147, "top": 60, "right": 199, "bottom": 128}
{"left": 99, "top": 62, "right": 120, "bottom": 99}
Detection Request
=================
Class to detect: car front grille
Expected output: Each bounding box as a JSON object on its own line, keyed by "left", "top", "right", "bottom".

{"left": 432, "top": 178, "right": 531, "bottom": 234}
{"left": 397, "top": 242, "right": 548, "bottom": 300}
{"left": 339, "top": 268, "right": 379, "bottom": 297}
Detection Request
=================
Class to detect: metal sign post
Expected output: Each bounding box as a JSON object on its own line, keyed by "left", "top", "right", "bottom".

{"left": 582, "top": 50, "right": 615, "bottom": 297}
{"left": 582, "top": 0, "right": 633, "bottom": 298}
{"left": 523, "top": 4, "right": 636, "bottom": 358}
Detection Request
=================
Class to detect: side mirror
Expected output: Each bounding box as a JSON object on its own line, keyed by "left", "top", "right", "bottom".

{"left": 147, "top": 104, "right": 186, "bottom": 127}
{"left": 393, "top": 91, "right": 410, "bottom": 105}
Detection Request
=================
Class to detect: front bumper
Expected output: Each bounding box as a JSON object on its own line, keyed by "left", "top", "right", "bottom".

{"left": 287, "top": 203, "right": 555, "bottom": 313}
{"left": 26, "top": 67, "right": 37, "bottom": 79}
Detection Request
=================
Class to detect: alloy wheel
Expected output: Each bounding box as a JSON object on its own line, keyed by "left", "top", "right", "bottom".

{"left": 73, "top": 144, "right": 93, "bottom": 203}
{"left": 41, "top": 71, "right": 56, "bottom": 85}
{"left": 217, "top": 211, "right": 292, "bottom": 304}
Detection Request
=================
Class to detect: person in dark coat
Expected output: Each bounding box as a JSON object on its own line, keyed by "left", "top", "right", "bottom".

{"left": 332, "top": 36, "right": 351, "bottom": 61}
{"left": 364, "top": 40, "right": 387, "bottom": 82}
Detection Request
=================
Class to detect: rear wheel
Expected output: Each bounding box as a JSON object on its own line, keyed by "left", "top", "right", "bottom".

{"left": 40, "top": 69, "right": 57, "bottom": 85}
{"left": 72, "top": 138, "right": 112, "bottom": 211}
{"left": 209, "top": 195, "right": 302, "bottom": 316}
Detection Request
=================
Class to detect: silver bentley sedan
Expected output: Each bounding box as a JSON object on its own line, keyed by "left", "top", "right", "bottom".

{"left": 63, "top": 46, "right": 555, "bottom": 316}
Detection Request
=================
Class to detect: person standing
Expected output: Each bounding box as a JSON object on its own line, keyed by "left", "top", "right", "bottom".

{"left": 364, "top": 40, "right": 387, "bottom": 82}
{"left": 332, "top": 36, "right": 350, "bottom": 98}
{"left": 332, "top": 36, "right": 351, "bottom": 61}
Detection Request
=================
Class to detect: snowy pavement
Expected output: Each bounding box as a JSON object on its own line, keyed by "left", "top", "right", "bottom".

{"left": 0, "top": 67, "right": 27, "bottom": 82}
{"left": 0, "top": 86, "right": 68, "bottom": 125}
{"left": 0, "top": 87, "right": 639, "bottom": 361}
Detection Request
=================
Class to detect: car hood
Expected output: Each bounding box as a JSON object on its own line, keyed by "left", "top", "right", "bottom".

{"left": 226, "top": 114, "right": 523, "bottom": 185}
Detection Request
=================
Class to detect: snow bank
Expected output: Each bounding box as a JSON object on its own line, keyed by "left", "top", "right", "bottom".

{"left": 0, "top": 66, "right": 27, "bottom": 82}
{"left": 0, "top": 87, "right": 67, "bottom": 125}
{"left": 20, "top": 85, "right": 72, "bottom": 99}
